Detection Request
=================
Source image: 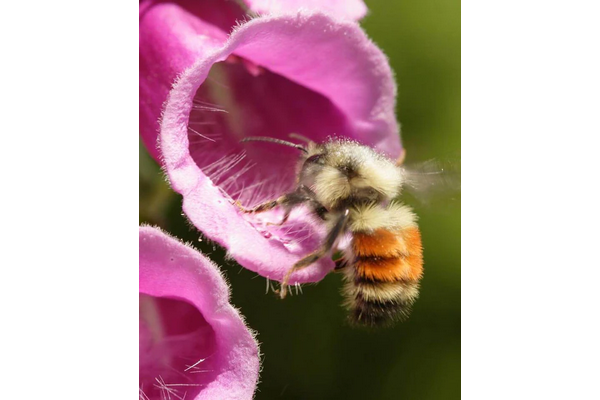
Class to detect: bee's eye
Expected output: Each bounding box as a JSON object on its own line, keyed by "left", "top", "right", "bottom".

{"left": 306, "top": 154, "right": 325, "bottom": 165}
{"left": 368, "top": 188, "right": 381, "bottom": 198}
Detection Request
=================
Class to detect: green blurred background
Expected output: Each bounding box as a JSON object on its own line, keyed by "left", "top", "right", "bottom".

{"left": 140, "top": 0, "right": 460, "bottom": 398}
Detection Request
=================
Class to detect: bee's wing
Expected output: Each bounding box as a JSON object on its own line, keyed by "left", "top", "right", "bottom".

{"left": 401, "top": 158, "right": 461, "bottom": 206}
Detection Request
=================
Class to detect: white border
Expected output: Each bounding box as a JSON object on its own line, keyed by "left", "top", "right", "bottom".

{"left": 463, "top": 0, "right": 600, "bottom": 398}
{"left": 1, "top": 1, "right": 137, "bottom": 398}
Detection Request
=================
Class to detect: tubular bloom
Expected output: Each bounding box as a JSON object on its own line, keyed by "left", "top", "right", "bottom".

{"left": 139, "top": 0, "right": 367, "bottom": 159}
{"left": 139, "top": 226, "right": 260, "bottom": 400}
{"left": 140, "top": 1, "right": 401, "bottom": 285}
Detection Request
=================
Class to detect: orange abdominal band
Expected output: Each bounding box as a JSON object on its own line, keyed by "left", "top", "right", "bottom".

{"left": 353, "top": 228, "right": 423, "bottom": 282}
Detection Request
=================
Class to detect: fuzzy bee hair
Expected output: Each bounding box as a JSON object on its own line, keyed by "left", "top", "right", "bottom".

{"left": 239, "top": 137, "right": 423, "bottom": 327}
{"left": 298, "top": 140, "right": 405, "bottom": 210}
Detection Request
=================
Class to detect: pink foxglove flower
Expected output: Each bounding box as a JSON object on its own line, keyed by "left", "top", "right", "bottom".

{"left": 140, "top": 3, "right": 400, "bottom": 285}
{"left": 139, "top": 0, "right": 367, "bottom": 160}
{"left": 139, "top": 226, "right": 260, "bottom": 400}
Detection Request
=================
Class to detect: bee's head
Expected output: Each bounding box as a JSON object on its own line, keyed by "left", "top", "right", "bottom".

{"left": 299, "top": 140, "right": 404, "bottom": 209}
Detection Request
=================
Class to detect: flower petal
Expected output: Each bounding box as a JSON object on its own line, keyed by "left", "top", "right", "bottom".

{"left": 242, "top": 0, "right": 368, "bottom": 21}
{"left": 139, "top": 0, "right": 247, "bottom": 160}
{"left": 142, "top": 8, "right": 400, "bottom": 284}
{"left": 139, "top": 226, "right": 260, "bottom": 400}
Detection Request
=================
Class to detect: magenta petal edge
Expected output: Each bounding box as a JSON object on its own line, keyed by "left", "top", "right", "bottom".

{"left": 139, "top": 226, "right": 260, "bottom": 400}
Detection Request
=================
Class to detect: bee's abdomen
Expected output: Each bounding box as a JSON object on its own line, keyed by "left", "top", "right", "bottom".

{"left": 344, "top": 227, "right": 423, "bottom": 327}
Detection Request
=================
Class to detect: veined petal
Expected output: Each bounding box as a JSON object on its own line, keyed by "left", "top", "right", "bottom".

{"left": 139, "top": 226, "right": 260, "bottom": 400}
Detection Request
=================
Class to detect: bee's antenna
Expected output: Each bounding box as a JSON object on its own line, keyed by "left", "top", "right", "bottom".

{"left": 288, "top": 133, "right": 313, "bottom": 144}
{"left": 241, "top": 136, "right": 308, "bottom": 153}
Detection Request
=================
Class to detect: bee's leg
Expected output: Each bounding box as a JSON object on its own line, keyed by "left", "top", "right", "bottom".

{"left": 288, "top": 133, "right": 314, "bottom": 145}
{"left": 267, "top": 197, "right": 326, "bottom": 227}
{"left": 237, "top": 185, "right": 326, "bottom": 224}
{"left": 234, "top": 197, "right": 282, "bottom": 214}
{"left": 266, "top": 208, "right": 292, "bottom": 227}
{"left": 395, "top": 148, "right": 406, "bottom": 166}
{"left": 280, "top": 209, "right": 350, "bottom": 299}
{"left": 333, "top": 258, "right": 348, "bottom": 272}
{"left": 331, "top": 250, "right": 348, "bottom": 272}
{"left": 234, "top": 192, "right": 301, "bottom": 215}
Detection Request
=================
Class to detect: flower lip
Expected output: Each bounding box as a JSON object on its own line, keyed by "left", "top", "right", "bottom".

{"left": 158, "top": 11, "right": 400, "bottom": 284}
{"left": 139, "top": 226, "right": 260, "bottom": 400}
{"left": 242, "top": 0, "right": 369, "bottom": 21}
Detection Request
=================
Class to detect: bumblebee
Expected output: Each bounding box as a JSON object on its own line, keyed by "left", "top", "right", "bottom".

{"left": 238, "top": 136, "right": 423, "bottom": 327}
